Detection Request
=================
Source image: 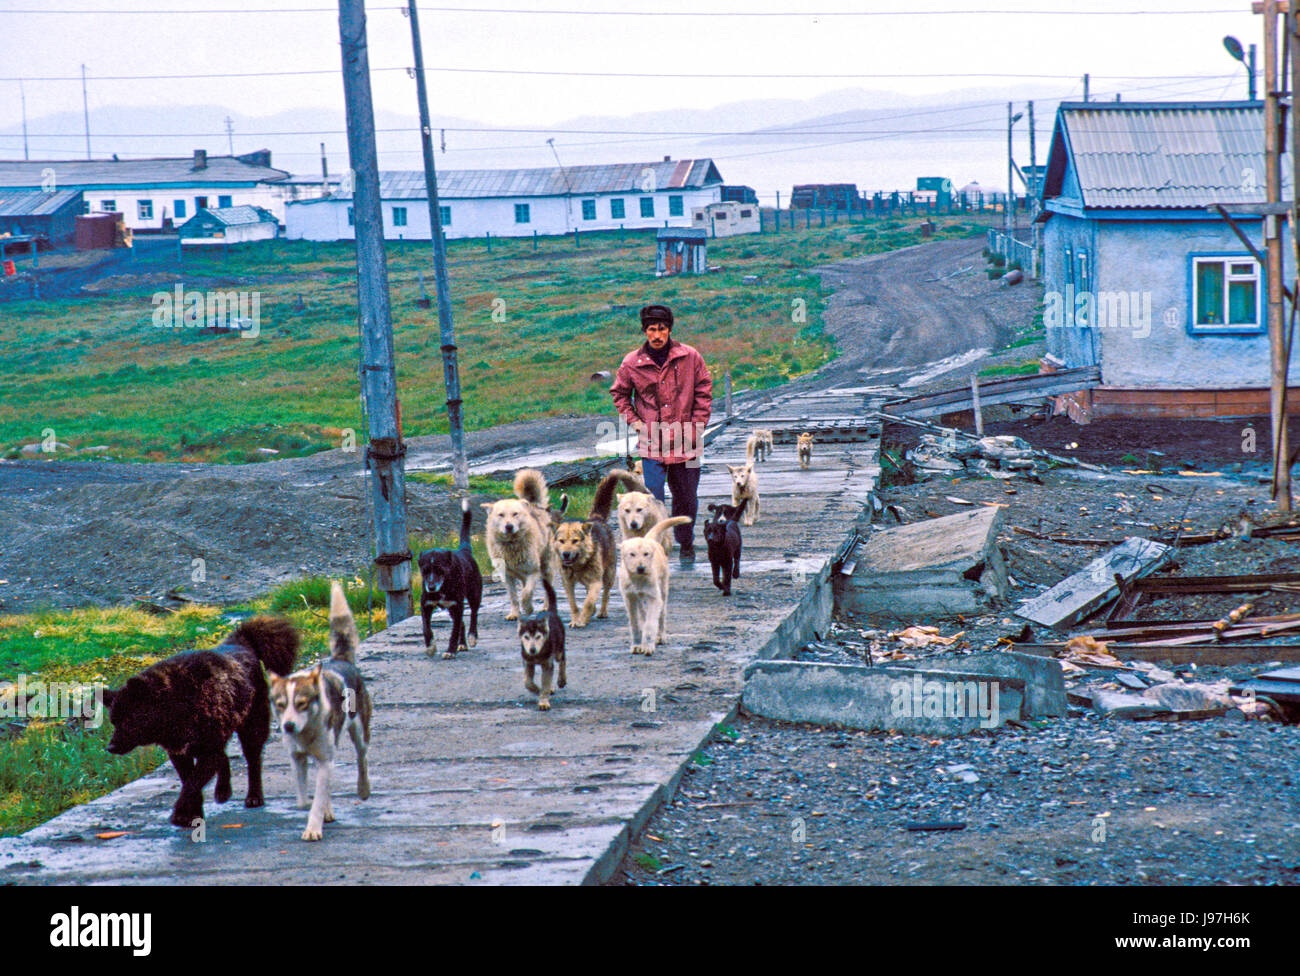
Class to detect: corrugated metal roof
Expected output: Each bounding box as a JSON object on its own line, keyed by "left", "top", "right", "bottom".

{"left": 0, "top": 188, "right": 82, "bottom": 216}
{"left": 204, "top": 205, "right": 275, "bottom": 226}
{"left": 1055, "top": 102, "right": 1291, "bottom": 209}
{"left": 347, "top": 159, "right": 722, "bottom": 201}
{"left": 0, "top": 152, "right": 289, "bottom": 189}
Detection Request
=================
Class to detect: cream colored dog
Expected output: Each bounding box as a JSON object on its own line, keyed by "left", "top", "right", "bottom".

{"left": 481, "top": 468, "right": 556, "bottom": 620}
{"left": 611, "top": 469, "right": 676, "bottom": 554}
{"left": 727, "top": 438, "right": 759, "bottom": 526}
{"left": 618, "top": 516, "right": 691, "bottom": 656}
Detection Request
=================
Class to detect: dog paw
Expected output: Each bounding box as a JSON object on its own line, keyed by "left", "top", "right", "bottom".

{"left": 297, "top": 799, "right": 311, "bottom": 810}
{"left": 505, "top": 611, "right": 518, "bottom": 621}
{"left": 170, "top": 809, "right": 197, "bottom": 828}
{"left": 558, "top": 676, "right": 567, "bottom": 689}
{"left": 244, "top": 794, "right": 264, "bottom": 809}
{"left": 442, "top": 650, "right": 457, "bottom": 660}
{"left": 302, "top": 826, "right": 323, "bottom": 842}
{"left": 324, "top": 810, "right": 336, "bottom": 824}
{"left": 538, "top": 699, "right": 551, "bottom": 711}
{"left": 569, "top": 617, "right": 586, "bottom": 628}
{"left": 524, "top": 679, "right": 540, "bottom": 694}
{"left": 467, "top": 634, "right": 478, "bottom": 647}
{"left": 214, "top": 784, "right": 232, "bottom": 804}
{"left": 358, "top": 782, "right": 371, "bottom": 801}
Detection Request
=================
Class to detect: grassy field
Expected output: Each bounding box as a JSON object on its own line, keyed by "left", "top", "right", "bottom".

{"left": 0, "top": 215, "right": 985, "bottom": 463}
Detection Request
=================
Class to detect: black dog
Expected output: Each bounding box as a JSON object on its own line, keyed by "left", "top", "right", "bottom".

{"left": 704, "top": 500, "right": 747, "bottom": 596}
{"left": 419, "top": 497, "right": 483, "bottom": 659}
{"left": 102, "top": 616, "right": 298, "bottom": 828}
{"left": 518, "top": 578, "right": 566, "bottom": 710}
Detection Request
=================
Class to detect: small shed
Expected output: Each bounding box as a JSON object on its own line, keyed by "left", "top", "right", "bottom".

{"left": 691, "top": 201, "right": 760, "bottom": 238}
{"left": 74, "top": 212, "right": 125, "bottom": 250}
{"left": 0, "top": 189, "right": 84, "bottom": 247}
{"left": 179, "top": 205, "right": 278, "bottom": 245}
{"left": 655, "top": 226, "right": 707, "bottom": 276}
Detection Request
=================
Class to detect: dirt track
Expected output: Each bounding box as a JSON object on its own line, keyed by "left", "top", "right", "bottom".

{"left": 0, "top": 234, "right": 1035, "bottom": 614}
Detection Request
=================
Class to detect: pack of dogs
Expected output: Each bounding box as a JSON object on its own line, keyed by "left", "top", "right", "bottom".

{"left": 101, "top": 432, "right": 817, "bottom": 839}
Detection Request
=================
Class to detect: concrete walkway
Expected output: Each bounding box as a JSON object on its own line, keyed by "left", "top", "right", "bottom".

{"left": 0, "top": 392, "right": 881, "bottom": 885}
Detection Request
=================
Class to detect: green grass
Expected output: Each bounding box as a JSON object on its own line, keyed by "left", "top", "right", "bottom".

{"left": 978, "top": 359, "right": 1041, "bottom": 378}
{"left": 0, "top": 216, "right": 984, "bottom": 463}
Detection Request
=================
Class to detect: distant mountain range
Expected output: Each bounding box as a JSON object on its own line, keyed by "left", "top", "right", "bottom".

{"left": 0, "top": 83, "right": 1135, "bottom": 202}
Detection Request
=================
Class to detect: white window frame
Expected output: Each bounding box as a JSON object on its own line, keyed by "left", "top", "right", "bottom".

{"left": 1191, "top": 255, "right": 1263, "bottom": 333}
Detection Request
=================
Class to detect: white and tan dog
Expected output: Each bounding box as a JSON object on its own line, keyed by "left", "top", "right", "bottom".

{"left": 612, "top": 469, "right": 676, "bottom": 554}
{"left": 746, "top": 429, "right": 774, "bottom": 463}
{"left": 268, "top": 581, "right": 372, "bottom": 842}
{"left": 618, "top": 516, "right": 691, "bottom": 656}
{"left": 797, "top": 432, "right": 814, "bottom": 469}
{"left": 727, "top": 438, "right": 760, "bottom": 526}
{"left": 482, "top": 468, "right": 556, "bottom": 620}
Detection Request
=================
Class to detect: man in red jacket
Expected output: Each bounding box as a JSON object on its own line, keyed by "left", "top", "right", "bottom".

{"left": 610, "top": 304, "right": 713, "bottom": 560}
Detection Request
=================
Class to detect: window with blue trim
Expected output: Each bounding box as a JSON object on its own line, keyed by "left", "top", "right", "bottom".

{"left": 174, "top": 199, "right": 187, "bottom": 220}
{"left": 440, "top": 205, "right": 451, "bottom": 226}
{"left": 610, "top": 198, "right": 625, "bottom": 219}
{"left": 1192, "top": 256, "right": 1261, "bottom": 331}
{"left": 514, "top": 203, "right": 530, "bottom": 224}
{"left": 581, "top": 199, "right": 596, "bottom": 221}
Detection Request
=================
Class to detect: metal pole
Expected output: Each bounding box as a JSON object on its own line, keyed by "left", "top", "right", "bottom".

{"left": 1265, "top": 0, "right": 1291, "bottom": 509}
{"left": 1082, "top": 73, "right": 1090, "bottom": 102}
{"left": 81, "top": 65, "right": 91, "bottom": 159}
{"left": 407, "top": 0, "right": 468, "bottom": 489}
{"left": 970, "top": 374, "right": 984, "bottom": 437}
{"left": 1251, "top": 43, "right": 1259, "bottom": 99}
{"left": 20, "top": 80, "right": 29, "bottom": 161}
{"left": 725, "top": 370, "right": 733, "bottom": 421}
{"left": 1006, "top": 102, "right": 1014, "bottom": 241}
{"left": 339, "top": 0, "right": 414, "bottom": 620}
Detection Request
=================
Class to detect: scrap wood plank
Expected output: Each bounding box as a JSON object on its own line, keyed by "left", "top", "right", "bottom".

{"left": 1011, "top": 642, "right": 1300, "bottom": 665}
{"left": 1015, "top": 537, "right": 1172, "bottom": 630}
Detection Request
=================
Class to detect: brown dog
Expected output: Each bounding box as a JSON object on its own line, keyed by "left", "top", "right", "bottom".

{"left": 552, "top": 471, "right": 621, "bottom": 627}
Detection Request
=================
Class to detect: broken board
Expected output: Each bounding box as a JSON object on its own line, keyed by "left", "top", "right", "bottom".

{"left": 834, "top": 507, "right": 1007, "bottom": 616}
{"left": 1015, "top": 537, "right": 1172, "bottom": 631}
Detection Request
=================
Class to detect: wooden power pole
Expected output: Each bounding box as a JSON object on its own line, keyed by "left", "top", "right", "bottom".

{"left": 407, "top": 0, "right": 468, "bottom": 489}
{"left": 1260, "top": 0, "right": 1292, "bottom": 510}
{"left": 338, "top": 0, "right": 414, "bottom": 620}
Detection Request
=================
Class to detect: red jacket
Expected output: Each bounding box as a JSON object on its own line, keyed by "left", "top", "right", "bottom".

{"left": 610, "top": 340, "right": 713, "bottom": 464}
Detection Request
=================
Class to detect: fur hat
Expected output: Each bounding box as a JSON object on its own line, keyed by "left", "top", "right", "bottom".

{"left": 640, "top": 304, "right": 674, "bottom": 331}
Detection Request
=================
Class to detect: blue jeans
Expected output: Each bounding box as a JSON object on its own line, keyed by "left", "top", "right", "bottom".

{"left": 639, "top": 458, "right": 700, "bottom": 551}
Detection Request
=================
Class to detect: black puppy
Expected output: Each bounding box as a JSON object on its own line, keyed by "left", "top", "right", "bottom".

{"left": 518, "top": 578, "right": 566, "bottom": 711}
{"left": 102, "top": 616, "right": 298, "bottom": 828}
{"left": 704, "top": 500, "right": 747, "bottom": 596}
{"left": 419, "top": 498, "right": 483, "bottom": 659}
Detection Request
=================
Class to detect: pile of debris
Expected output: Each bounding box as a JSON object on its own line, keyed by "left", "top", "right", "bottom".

{"left": 896, "top": 419, "right": 1102, "bottom": 482}
{"left": 1012, "top": 542, "right": 1300, "bottom": 724}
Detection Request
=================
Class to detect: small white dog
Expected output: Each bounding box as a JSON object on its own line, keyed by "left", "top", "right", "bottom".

{"left": 618, "top": 516, "right": 691, "bottom": 656}
{"left": 727, "top": 438, "right": 760, "bottom": 526}
{"left": 268, "top": 581, "right": 372, "bottom": 842}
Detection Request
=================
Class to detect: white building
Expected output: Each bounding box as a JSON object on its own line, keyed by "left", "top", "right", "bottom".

{"left": 0, "top": 150, "right": 311, "bottom": 232}
{"left": 285, "top": 158, "right": 725, "bottom": 242}
{"left": 690, "top": 200, "right": 760, "bottom": 237}
{"left": 178, "top": 205, "right": 280, "bottom": 245}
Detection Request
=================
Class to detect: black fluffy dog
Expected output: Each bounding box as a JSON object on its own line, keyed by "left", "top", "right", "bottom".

{"left": 102, "top": 616, "right": 298, "bottom": 828}
{"left": 419, "top": 497, "right": 483, "bottom": 659}
{"left": 703, "top": 500, "right": 747, "bottom": 596}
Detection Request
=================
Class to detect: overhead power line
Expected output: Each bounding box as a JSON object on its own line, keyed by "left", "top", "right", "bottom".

{"left": 4, "top": 6, "right": 1245, "bottom": 15}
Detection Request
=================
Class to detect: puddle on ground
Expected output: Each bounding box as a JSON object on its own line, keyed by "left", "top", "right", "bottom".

{"left": 680, "top": 556, "right": 823, "bottom": 577}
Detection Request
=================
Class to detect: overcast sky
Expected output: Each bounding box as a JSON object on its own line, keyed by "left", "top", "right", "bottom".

{"left": 0, "top": 0, "right": 1265, "bottom": 135}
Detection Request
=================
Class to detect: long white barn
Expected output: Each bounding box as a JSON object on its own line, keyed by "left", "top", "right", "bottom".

{"left": 285, "top": 158, "right": 725, "bottom": 241}
{"left": 0, "top": 151, "right": 325, "bottom": 231}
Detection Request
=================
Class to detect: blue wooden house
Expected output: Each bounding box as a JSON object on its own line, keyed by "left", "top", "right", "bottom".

{"left": 1038, "top": 100, "right": 1294, "bottom": 418}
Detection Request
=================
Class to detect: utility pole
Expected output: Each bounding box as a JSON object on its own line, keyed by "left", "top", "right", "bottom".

{"left": 1251, "top": 43, "right": 1259, "bottom": 99}
{"left": 406, "top": 0, "right": 468, "bottom": 489}
{"left": 1082, "top": 73, "right": 1090, "bottom": 102}
{"left": 338, "top": 0, "right": 414, "bottom": 620}
{"left": 80, "top": 65, "right": 90, "bottom": 159}
{"left": 1006, "top": 102, "right": 1014, "bottom": 240}
{"left": 19, "top": 80, "right": 29, "bottom": 161}
{"left": 224, "top": 116, "right": 234, "bottom": 154}
{"left": 320, "top": 141, "right": 329, "bottom": 188}
{"left": 1261, "top": 0, "right": 1291, "bottom": 509}
{"left": 1028, "top": 100, "right": 1039, "bottom": 276}
{"left": 547, "top": 137, "right": 575, "bottom": 235}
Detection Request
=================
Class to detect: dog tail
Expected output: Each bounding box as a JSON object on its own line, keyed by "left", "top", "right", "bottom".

{"left": 733, "top": 498, "right": 748, "bottom": 521}
{"left": 514, "top": 467, "right": 548, "bottom": 508}
{"left": 589, "top": 470, "right": 623, "bottom": 522}
{"left": 542, "top": 576, "right": 558, "bottom": 617}
{"left": 457, "top": 497, "right": 473, "bottom": 552}
{"left": 608, "top": 467, "right": 647, "bottom": 493}
{"left": 745, "top": 436, "right": 756, "bottom": 463}
{"left": 328, "top": 581, "right": 360, "bottom": 664}
{"left": 646, "top": 515, "right": 691, "bottom": 547}
{"left": 230, "top": 615, "right": 298, "bottom": 677}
